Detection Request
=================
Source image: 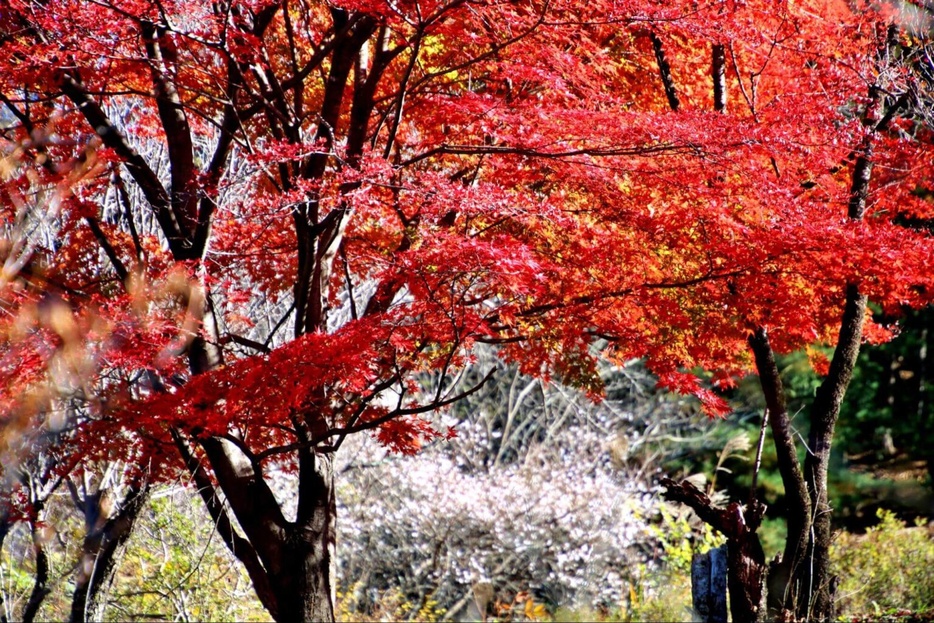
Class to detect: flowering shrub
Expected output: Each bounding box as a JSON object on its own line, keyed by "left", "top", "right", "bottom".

{"left": 336, "top": 357, "right": 693, "bottom": 618}
{"left": 339, "top": 438, "right": 653, "bottom": 616}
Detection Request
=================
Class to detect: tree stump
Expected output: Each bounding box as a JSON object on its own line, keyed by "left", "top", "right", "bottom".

{"left": 692, "top": 545, "right": 728, "bottom": 623}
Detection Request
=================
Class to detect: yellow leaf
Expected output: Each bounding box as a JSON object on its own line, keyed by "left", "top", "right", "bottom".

{"left": 524, "top": 598, "right": 548, "bottom": 621}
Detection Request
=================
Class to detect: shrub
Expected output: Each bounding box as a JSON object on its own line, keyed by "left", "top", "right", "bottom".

{"left": 832, "top": 509, "right": 934, "bottom": 617}
{"left": 336, "top": 357, "right": 674, "bottom": 618}
{"left": 337, "top": 585, "right": 445, "bottom": 622}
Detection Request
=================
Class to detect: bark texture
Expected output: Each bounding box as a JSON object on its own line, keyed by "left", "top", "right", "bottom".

{"left": 272, "top": 454, "right": 337, "bottom": 622}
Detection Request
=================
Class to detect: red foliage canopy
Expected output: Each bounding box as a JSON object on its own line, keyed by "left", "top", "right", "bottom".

{"left": 1, "top": 0, "right": 932, "bottom": 473}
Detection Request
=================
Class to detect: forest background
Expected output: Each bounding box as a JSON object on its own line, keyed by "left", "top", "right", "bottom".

{"left": 2, "top": 333, "right": 933, "bottom": 622}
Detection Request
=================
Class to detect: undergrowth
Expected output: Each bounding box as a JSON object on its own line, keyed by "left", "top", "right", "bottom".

{"left": 335, "top": 508, "right": 934, "bottom": 622}
{"left": 832, "top": 509, "right": 934, "bottom": 618}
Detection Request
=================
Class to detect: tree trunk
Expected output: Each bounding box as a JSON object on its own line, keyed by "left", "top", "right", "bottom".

{"left": 726, "top": 523, "right": 766, "bottom": 623}
{"left": 22, "top": 509, "right": 51, "bottom": 623}
{"left": 271, "top": 453, "right": 337, "bottom": 623}
{"left": 796, "top": 287, "right": 866, "bottom": 621}
{"left": 184, "top": 429, "right": 340, "bottom": 623}
{"left": 744, "top": 70, "right": 888, "bottom": 618}
{"left": 748, "top": 329, "right": 812, "bottom": 619}
{"left": 744, "top": 287, "right": 866, "bottom": 622}
{"left": 270, "top": 535, "right": 336, "bottom": 623}
{"left": 70, "top": 483, "right": 150, "bottom": 623}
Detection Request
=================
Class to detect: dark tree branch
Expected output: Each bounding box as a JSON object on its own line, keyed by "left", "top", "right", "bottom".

{"left": 197, "top": 434, "right": 289, "bottom": 567}
{"left": 794, "top": 69, "right": 903, "bottom": 619}
{"left": 255, "top": 368, "right": 496, "bottom": 461}
{"left": 112, "top": 168, "right": 144, "bottom": 264}
{"left": 728, "top": 42, "right": 758, "bottom": 121}
{"left": 223, "top": 332, "right": 272, "bottom": 354}
{"left": 236, "top": 15, "right": 364, "bottom": 121}
{"left": 0, "top": 501, "right": 9, "bottom": 623}
{"left": 399, "top": 140, "right": 701, "bottom": 168}
{"left": 747, "top": 328, "right": 809, "bottom": 518}
{"left": 747, "top": 327, "right": 811, "bottom": 615}
{"left": 263, "top": 301, "right": 296, "bottom": 351}
{"left": 0, "top": 90, "right": 33, "bottom": 129}
{"left": 22, "top": 510, "right": 50, "bottom": 623}
{"left": 192, "top": 58, "right": 244, "bottom": 256}
{"left": 291, "top": 16, "right": 378, "bottom": 337}
{"left": 661, "top": 477, "right": 733, "bottom": 535}
{"left": 84, "top": 217, "right": 129, "bottom": 282}
{"left": 406, "top": 0, "right": 550, "bottom": 94}
{"left": 327, "top": 368, "right": 497, "bottom": 438}
{"left": 662, "top": 477, "right": 767, "bottom": 622}
{"left": 382, "top": 28, "right": 422, "bottom": 160}
{"left": 650, "top": 32, "right": 680, "bottom": 111}
{"left": 142, "top": 21, "right": 198, "bottom": 238}
{"left": 70, "top": 479, "right": 151, "bottom": 623}
{"left": 479, "top": 268, "right": 751, "bottom": 328}
{"left": 749, "top": 408, "right": 768, "bottom": 506}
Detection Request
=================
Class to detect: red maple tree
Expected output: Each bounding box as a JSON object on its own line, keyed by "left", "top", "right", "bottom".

{"left": 1, "top": 0, "right": 932, "bottom": 620}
